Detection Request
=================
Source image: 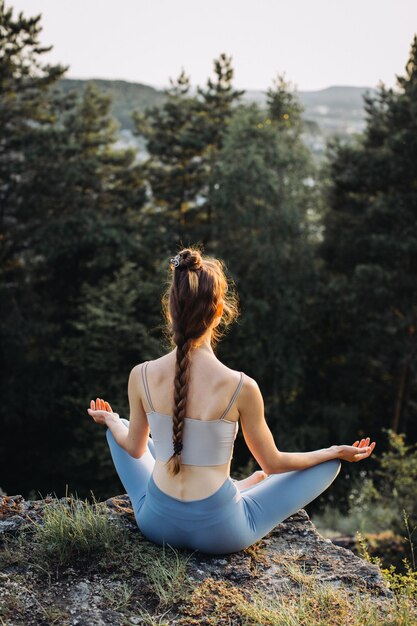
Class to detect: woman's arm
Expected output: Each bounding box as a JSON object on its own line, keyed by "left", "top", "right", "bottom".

{"left": 88, "top": 397, "right": 130, "bottom": 450}
{"left": 87, "top": 365, "right": 150, "bottom": 458}
{"left": 238, "top": 375, "right": 375, "bottom": 474}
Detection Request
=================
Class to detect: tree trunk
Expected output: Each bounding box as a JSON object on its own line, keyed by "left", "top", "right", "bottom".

{"left": 392, "top": 360, "right": 410, "bottom": 433}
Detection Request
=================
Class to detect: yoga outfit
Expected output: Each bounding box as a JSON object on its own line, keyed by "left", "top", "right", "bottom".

{"left": 106, "top": 361, "right": 341, "bottom": 554}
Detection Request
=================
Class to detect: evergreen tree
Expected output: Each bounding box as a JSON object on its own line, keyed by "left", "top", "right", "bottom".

{"left": 0, "top": 0, "right": 67, "bottom": 282}
{"left": 0, "top": 1, "right": 152, "bottom": 498}
{"left": 209, "top": 97, "right": 319, "bottom": 451}
{"left": 196, "top": 53, "right": 245, "bottom": 150}
{"left": 132, "top": 54, "right": 244, "bottom": 247}
{"left": 266, "top": 72, "right": 305, "bottom": 130}
{"left": 196, "top": 53, "right": 245, "bottom": 243}
{"left": 60, "top": 260, "right": 162, "bottom": 497}
{"left": 317, "top": 35, "right": 417, "bottom": 442}
{"left": 132, "top": 68, "right": 206, "bottom": 244}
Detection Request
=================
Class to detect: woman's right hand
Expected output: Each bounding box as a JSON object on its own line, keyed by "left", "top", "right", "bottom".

{"left": 336, "top": 437, "right": 376, "bottom": 462}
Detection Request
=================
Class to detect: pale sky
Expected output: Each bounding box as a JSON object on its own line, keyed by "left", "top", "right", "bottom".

{"left": 9, "top": 0, "right": 417, "bottom": 91}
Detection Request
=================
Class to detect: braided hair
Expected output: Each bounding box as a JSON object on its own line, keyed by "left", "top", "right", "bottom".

{"left": 162, "top": 246, "right": 239, "bottom": 476}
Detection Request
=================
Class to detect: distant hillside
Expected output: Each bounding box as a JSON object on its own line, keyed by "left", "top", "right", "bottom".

{"left": 243, "top": 85, "right": 378, "bottom": 136}
{"left": 59, "top": 78, "right": 167, "bottom": 130}
{"left": 59, "top": 78, "right": 377, "bottom": 136}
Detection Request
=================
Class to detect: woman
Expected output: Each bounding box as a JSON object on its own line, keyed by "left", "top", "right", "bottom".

{"left": 87, "top": 247, "right": 376, "bottom": 555}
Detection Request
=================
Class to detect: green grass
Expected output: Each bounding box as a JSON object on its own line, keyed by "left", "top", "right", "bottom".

{"left": 143, "top": 543, "right": 194, "bottom": 607}
{"left": 1, "top": 491, "right": 416, "bottom": 625}
{"left": 25, "top": 491, "right": 130, "bottom": 568}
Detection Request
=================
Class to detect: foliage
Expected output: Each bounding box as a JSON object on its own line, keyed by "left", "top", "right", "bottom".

{"left": 132, "top": 54, "right": 244, "bottom": 246}
{"left": 209, "top": 86, "right": 320, "bottom": 448}
{"left": 314, "top": 430, "right": 417, "bottom": 568}
{"left": 0, "top": 1, "right": 151, "bottom": 499}
{"left": 374, "top": 431, "right": 417, "bottom": 534}
{"left": 1, "top": 0, "right": 417, "bottom": 514}
{"left": 357, "top": 531, "right": 417, "bottom": 599}
{"left": 313, "top": 35, "right": 417, "bottom": 445}
{"left": 345, "top": 430, "right": 417, "bottom": 548}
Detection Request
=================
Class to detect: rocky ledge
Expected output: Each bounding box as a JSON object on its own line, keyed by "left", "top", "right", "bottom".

{"left": 0, "top": 493, "right": 393, "bottom": 625}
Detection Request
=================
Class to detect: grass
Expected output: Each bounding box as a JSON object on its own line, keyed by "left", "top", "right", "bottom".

{"left": 1, "top": 491, "right": 417, "bottom": 625}
{"left": 26, "top": 490, "right": 129, "bottom": 567}
{"left": 0, "top": 490, "right": 197, "bottom": 623}
{"left": 179, "top": 569, "right": 417, "bottom": 626}
{"left": 143, "top": 543, "right": 194, "bottom": 607}
{"left": 97, "top": 579, "right": 137, "bottom": 612}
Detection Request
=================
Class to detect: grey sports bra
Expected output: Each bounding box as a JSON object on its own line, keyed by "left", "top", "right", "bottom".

{"left": 141, "top": 361, "right": 243, "bottom": 466}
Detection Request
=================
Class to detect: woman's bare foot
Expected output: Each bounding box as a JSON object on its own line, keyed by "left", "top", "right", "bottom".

{"left": 234, "top": 470, "right": 269, "bottom": 491}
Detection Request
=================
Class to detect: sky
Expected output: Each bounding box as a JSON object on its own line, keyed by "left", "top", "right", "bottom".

{"left": 9, "top": 0, "right": 417, "bottom": 92}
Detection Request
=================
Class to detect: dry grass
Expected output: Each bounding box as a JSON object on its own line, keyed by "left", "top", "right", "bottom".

{"left": 1, "top": 492, "right": 416, "bottom": 625}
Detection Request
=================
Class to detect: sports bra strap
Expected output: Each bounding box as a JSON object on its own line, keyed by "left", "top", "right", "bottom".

{"left": 219, "top": 372, "right": 244, "bottom": 420}
{"left": 141, "top": 361, "right": 155, "bottom": 413}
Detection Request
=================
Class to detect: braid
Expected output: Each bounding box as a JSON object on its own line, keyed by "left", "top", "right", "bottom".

{"left": 162, "top": 245, "right": 240, "bottom": 477}
{"left": 166, "top": 332, "right": 193, "bottom": 476}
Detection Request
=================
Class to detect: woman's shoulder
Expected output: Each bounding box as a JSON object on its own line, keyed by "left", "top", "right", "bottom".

{"left": 132, "top": 352, "right": 175, "bottom": 381}
{"left": 219, "top": 363, "right": 259, "bottom": 392}
{"left": 134, "top": 351, "right": 174, "bottom": 368}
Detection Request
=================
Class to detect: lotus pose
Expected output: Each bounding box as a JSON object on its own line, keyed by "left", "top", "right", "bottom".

{"left": 87, "top": 247, "right": 375, "bottom": 555}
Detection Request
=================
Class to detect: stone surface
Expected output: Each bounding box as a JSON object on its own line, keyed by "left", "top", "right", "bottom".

{"left": 0, "top": 492, "right": 393, "bottom": 625}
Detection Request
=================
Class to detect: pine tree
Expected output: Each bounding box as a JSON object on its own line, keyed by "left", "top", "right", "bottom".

{"left": 266, "top": 72, "right": 305, "bottom": 130}
{"left": 196, "top": 53, "right": 245, "bottom": 150}
{"left": 317, "top": 35, "right": 417, "bottom": 439}
{"left": 209, "top": 98, "right": 318, "bottom": 449}
{"left": 0, "top": 0, "right": 67, "bottom": 281}
{"left": 132, "top": 54, "right": 244, "bottom": 247}
{"left": 196, "top": 53, "right": 245, "bottom": 243}
{"left": 132, "top": 68, "right": 206, "bottom": 244}
{"left": 0, "top": 1, "right": 151, "bottom": 498}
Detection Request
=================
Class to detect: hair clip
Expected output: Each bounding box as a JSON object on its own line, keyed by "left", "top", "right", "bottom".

{"left": 170, "top": 254, "right": 181, "bottom": 268}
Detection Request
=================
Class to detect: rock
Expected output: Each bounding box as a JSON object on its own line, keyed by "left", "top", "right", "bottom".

{"left": 0, "top": 492, "right": 393, "bottom": 625}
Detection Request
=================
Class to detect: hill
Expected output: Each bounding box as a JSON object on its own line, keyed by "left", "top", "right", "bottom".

{"left": 59, "top": 78, "right": 378, "bottom": 138}
{"left": 59, "top": 78, "right": 167, "bottom": 130}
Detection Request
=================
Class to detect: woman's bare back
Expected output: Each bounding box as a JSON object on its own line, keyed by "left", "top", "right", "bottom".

{"left": 139, "top": 348, "right": 243, "bottom": 500}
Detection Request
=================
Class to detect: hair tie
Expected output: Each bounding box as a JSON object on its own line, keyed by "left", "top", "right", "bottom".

{"left": 173, "top": 440, "right": 183, "bottom": 455}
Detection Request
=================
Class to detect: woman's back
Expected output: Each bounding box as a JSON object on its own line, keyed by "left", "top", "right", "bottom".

{"left": 140, "top": 348, "right": 245, "bottom": 501}
{"left": 98, "top": 247, "right": 371, "bottom": 554}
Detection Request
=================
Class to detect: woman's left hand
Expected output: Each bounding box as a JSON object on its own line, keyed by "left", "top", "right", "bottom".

{"left": 87, "top": 397, "right": 119, "bottom": 426}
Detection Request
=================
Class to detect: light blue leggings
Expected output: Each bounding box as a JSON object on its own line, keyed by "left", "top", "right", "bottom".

{"left": 106, "top": 418, "right": 341, "bottom": 554}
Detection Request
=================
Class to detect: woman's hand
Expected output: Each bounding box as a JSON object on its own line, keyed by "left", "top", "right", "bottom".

{"left": 87, "top": 397, "right": 119, "bottom": 426}
{"left": 336, "top": 437, "right": 376, "bottom": 462}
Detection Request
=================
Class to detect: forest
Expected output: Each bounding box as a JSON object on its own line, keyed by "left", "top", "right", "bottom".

{"left": 0, "top": 1, "right": 416, "bottom": 561}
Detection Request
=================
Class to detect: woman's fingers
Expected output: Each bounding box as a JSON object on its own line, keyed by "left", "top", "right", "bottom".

{"left": 94, "top": 397, "right": 106, "bottom": 410}
{"left": 340, "top": 440, "right": 376, "bottom": 462}
{"left": 353, "top": 437, "right": 372, "bottom": 448}
{"left": 89, "top": 397, "right": 112, "bottom": 413}
{"left": 354, "top": 441, "right": 376, "bottom": 460}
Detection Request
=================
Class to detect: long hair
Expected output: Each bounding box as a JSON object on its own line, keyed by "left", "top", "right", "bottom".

{"left": 161, "top": 245, "right": 239, "bottom": 476}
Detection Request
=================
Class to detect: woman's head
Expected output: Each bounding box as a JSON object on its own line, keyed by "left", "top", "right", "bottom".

{"left": 162, "top": 245, "right": 239, "bottom": 476}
